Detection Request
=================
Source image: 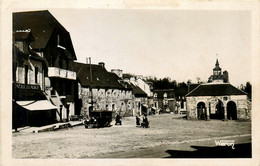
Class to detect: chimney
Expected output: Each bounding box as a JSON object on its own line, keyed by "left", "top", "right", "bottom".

{"left": 98, "top": 62, "right": 105, "bottom": 68}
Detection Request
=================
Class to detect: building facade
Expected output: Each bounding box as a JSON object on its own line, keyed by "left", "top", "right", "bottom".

{"left": 13, "top": 30, "right": 57, "bottom": 128}
{"left": 174, "top": 87, "right": 188, "bottom": 114}
{"left": 186, "top": 60, "right": 250, "bottom": 121}
{"left": 13, "top": 10, "right": 78, "bottom": 123}
{"left": 153, "top": 89, "right": 175, "bottom": 114}
{"left": 73, "top": 62, "right": 133, "bottom": 118}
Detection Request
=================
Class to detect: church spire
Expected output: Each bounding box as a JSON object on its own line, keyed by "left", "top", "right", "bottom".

{"left": 215, "top": 58, "right": 219, "bottom": 67}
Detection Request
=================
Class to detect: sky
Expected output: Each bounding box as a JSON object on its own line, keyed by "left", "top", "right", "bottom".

{"left": 49, "top": 9, "right": 251, "bottom": 87}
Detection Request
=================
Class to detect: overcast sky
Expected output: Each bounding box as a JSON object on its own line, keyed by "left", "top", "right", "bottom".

{"left": 49, "top": 9, "right": 251, "bottom": 86}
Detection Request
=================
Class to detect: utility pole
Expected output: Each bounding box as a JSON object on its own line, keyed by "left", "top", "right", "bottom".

{"left": 88, "top": 57, "right": 93, "bottom": 117}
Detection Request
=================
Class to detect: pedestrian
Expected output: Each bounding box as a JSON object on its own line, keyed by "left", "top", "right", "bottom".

{"left": 115, "top": 114, "right": 122, "bottom": 125}
{"left": 136, "top": 116, "right": 140, "bottom": 126}
{"left": 141, "top": 114, "right": 149, "bottom": 128}
{"left": 202, "top": 108, "right": 205, "bottom": 120}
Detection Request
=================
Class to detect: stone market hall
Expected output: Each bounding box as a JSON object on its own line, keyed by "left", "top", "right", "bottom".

{"left": 186, "top": 59, "right": 251, "bottom": 121}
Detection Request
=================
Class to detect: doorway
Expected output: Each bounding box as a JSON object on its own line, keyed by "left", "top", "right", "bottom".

{"left": 197, "top": 102, "right": 206, "bottom": 120}
{"left": 227, "top": 101, "right": 237, "bottom": 120}
{"left": 214, "top": 99, "right": 224, "bottom": 119}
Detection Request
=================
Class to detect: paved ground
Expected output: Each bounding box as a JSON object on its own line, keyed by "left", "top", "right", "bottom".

{"left": 12, "top": 114, "right": 251, "bottom": 158}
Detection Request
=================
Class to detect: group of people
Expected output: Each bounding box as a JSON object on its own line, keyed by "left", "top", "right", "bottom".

{"left": 114, "top": 114, "right": 150, "bottom": 128}
{"left": 136, "top": 114, "right": 150, "bottom": 128}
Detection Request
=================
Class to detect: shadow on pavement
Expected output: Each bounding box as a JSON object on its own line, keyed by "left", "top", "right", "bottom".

{"left": 165, "top": 143, "right": 251, "bottom": 158}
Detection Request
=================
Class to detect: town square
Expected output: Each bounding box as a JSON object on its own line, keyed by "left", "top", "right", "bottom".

{"left": 4, "top": 3, "right": 257, "bottom": 164}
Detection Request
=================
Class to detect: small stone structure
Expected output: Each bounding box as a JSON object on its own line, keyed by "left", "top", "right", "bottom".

{"left": 186, "top": 83, "right": 251, "bottom": 121}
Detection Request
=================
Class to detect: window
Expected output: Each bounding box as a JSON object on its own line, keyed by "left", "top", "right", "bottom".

{"left": 25, "top": 65, "right": 28, "bottom": 84}
{"left": 181, "top": 101, "right": 184, "bottom": 109}
{"left": 35, "top": 67, "right": 38, "bottom": 84}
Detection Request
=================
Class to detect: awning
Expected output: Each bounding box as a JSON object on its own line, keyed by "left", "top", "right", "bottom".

{"left": 16, "top": 100, "right": 57, "bottom": 111}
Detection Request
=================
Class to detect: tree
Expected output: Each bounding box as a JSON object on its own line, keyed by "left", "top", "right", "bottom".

{"left": 196, "top": 77, "right": 201, "bottom": 83}
{"left": 244, "top": 82, "right": 252, "bottom": 100}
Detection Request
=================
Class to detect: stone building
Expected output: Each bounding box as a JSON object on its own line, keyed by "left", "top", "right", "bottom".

{"left": 72, "top": 62, "right": 133, "bottom": 118}
{"left": 120, "top": 73, "right": 150, "bottom": 116}
{"left": 186, "top": 83, "right": 250, "bottom": 120}
{"left": 128, "top": 82, "right": 148, "bottom": 116}
{"left": 186, "top": 59, "right": 250, "bottom": 121}
{"left": 174, "top": 87, "right": 188, "bottom": 114}
{"left": 153, "top": 89, "right": 175, "bottom": 114}
{"left": 13, "top": 10, "right": 78, "bottom": 122}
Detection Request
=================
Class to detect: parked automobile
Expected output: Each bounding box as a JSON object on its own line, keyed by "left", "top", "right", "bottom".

{"left": 84, "top": 110, "right": 112, "bottom": 128}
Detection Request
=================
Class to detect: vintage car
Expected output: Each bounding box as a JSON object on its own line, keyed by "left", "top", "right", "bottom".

{"left": 84, "top": 110, "right": 112, "bottom": 128}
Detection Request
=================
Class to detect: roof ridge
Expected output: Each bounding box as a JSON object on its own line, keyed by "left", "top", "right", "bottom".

{"left": 13, "top": 10, "right": 49, "bottom": 14}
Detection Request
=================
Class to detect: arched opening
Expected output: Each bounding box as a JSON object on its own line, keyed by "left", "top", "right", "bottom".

{"left": 197, "top": 102, "right": 206, "bottom": 120}
{"left": 227, "top": 101, "right": 237, "bottom": 120}
{"left": 214, "top": 99, "right": 224, "bottom": 119}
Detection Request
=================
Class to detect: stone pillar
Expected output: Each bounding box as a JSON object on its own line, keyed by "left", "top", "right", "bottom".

{"left": 224, "top": 105, "right": 227, "bottom": 121}
{"left": 206, "top": 106, "right": 210, "bottom": 120}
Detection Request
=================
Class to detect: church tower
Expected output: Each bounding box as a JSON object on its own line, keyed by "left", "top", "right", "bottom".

{"left": 213, "top": 59, "right": 221, "bottom": 76}
{"left": 208, "top": 59, "right": 227, "bottom": 83}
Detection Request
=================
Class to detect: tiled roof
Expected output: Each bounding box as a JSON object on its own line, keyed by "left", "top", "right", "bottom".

{"left": 186, "top": 83, "right": 247, "bottom": 97}
{"left": 13, "top": 10, "right": 76, "bottom": 60}
{"left": 71, "top": 62, "right": 125, "bottom": 90}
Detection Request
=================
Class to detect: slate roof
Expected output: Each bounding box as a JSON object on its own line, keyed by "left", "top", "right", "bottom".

{"left": 119, "top": 80, "right": 133, "bottom": 90}
{"left": 186, "top": 83, "right": 247, "bottom": 97}
{"left": 188, "top": 84, "right": 200, "bottom": 92}
{"left": 122, "top": 73, "right": 133, "bottom": 80}
{"left": 174, "top": 87, "right": 188, "bottom": 101}
{"left": 129, "top": 83, "right": 147, "bottom": 97}
{"left": 13, "top": 10, "right": 76, "bottom": 60}
{"left": 153, "top": 89, "right": 175, "bottom": 98}
{"left": 71, "top": 62, "right": 125, "bottom": 90}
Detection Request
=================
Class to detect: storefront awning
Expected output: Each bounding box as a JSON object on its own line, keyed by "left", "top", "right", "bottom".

{"left": 16, "top": 100, "right": 57, "bottom": 111}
